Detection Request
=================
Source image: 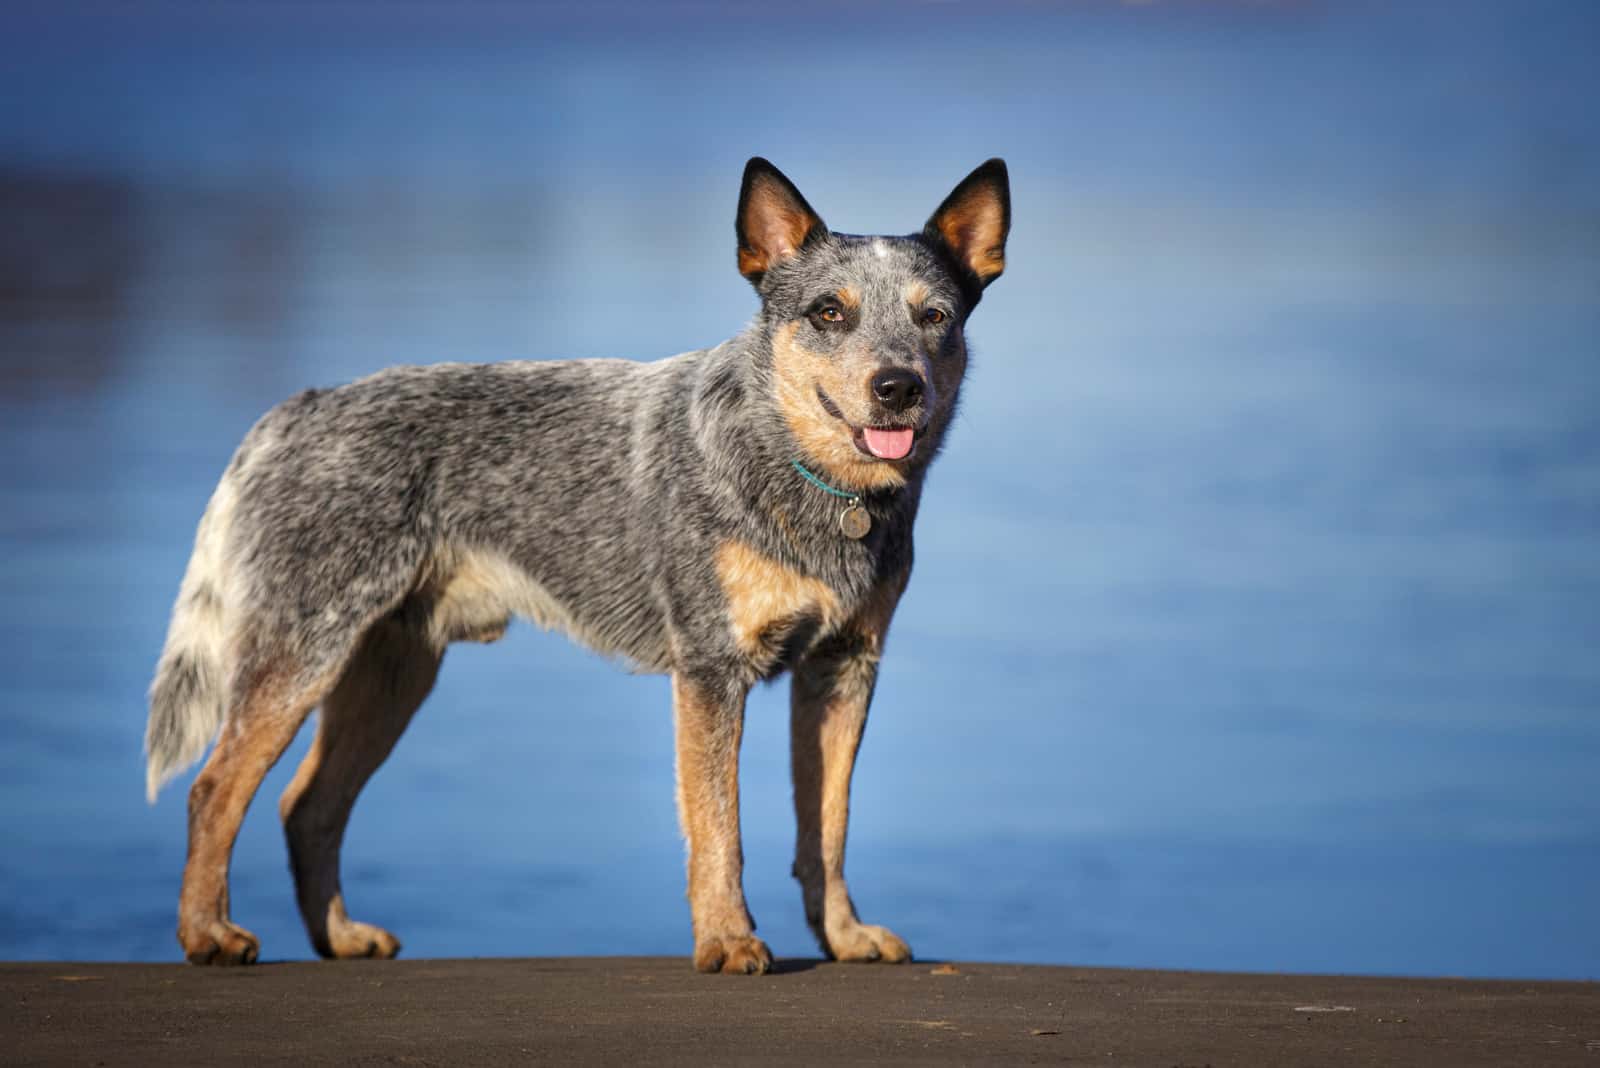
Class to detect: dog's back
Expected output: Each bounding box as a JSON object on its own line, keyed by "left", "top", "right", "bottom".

{"left": 147, "top": 357, "right": 682, "bottom": 796}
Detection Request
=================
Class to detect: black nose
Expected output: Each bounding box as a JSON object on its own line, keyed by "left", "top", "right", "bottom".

{"left": 871, "top": 369, "right": 924, "bottom": 412}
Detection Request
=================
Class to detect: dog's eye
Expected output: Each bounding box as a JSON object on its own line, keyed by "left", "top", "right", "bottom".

{"left": 922, "top": 307, "right": 947, "bottom": 325}
{"left": 818, "top": 306, "right": 844, "bottom": 323}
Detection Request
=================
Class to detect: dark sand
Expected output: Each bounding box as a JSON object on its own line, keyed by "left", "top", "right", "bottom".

{"left": 3, "top": 957, "right": 1596, "bottom": 1065}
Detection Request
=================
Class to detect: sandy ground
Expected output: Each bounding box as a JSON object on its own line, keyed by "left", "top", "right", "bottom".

{"left": 2, "top": 956, "right": 1597, "bottom": 1066}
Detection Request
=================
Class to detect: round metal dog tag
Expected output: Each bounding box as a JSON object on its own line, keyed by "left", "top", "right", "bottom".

{"left": 839, "top": 502, "right": 871, "bottom": 539}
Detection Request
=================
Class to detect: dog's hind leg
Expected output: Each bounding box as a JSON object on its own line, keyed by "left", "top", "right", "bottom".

{"left": 279, "top": 613, "right": 441, "bottom": 960}
{"left": 789, "top": 582, "right": 912, "bottom": 964}
{"left": 178, "top": 664, "right": 326, "bottom": 965}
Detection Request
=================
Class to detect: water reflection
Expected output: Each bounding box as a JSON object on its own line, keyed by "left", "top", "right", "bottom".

{"left": 0, "top": 170, "right": 143, "bottom": 395}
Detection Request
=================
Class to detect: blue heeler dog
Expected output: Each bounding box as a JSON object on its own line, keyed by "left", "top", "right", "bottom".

{"left": 146, "top": 158, "right": 1010, "bottom": 974}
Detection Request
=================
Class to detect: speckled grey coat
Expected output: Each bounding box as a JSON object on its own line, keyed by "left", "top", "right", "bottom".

{"left": 146, "top": 158, "right": 1010, "bottom": 973}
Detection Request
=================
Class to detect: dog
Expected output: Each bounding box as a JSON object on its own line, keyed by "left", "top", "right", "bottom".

{"left": 145, "top": 157, "right": 1009, "bottom": 974}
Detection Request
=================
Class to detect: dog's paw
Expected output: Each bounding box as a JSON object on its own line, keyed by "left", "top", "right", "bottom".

{"left": 826, "top": 921, "right": 912, "bottom": 964}
{"left": 181, "top": 920, "right": 261, "bottom": 966}
{"left": 326, "top": 918, "right": 401, "bottom": 960}
{"left": 694, "top": 934, "right": 773, "bottom": 975}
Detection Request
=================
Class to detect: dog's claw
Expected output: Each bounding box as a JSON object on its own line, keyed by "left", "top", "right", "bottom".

{"left": 181, "top": 920, "right": 261, "bottom": 966}
{"left": 825, "top": 922, "right": 911, "bottom": 964}
{"left": 694, "top": 934, "right": 773, "bottom": 975}
{"left": 325, "top": 919, "right": 401, "bottom": 960}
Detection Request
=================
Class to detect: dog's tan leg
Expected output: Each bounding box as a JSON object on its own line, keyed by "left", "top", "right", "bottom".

{"left": 790, "top": 588, "right": 911, "bottom": 964}
{"left": 279, "top": 617, "right": 440, "bottom": 960}
{"left": 673, "top": 673, "right": 771, "bottom": 975}
{"left": 178, "top": 670, "right": 317, "bottom": 965}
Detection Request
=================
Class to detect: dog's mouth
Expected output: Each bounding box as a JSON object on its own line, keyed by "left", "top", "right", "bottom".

{"left": 816, "top": 387, "right": 921, "bottom": 461}
{"left": 856, "top": 425, "right": 916, "bottom": 460}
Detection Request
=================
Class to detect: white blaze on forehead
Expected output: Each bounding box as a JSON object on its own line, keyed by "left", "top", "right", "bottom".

{"left": 873, "top": 239, "right": 888, "bottom": 259}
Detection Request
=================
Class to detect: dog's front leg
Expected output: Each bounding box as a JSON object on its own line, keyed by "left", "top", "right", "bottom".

{"left": 671, "top": 672, "right": 771, "bottom": 975}
{"left": 790, "top": 629, "right": 912, "bottom": 964}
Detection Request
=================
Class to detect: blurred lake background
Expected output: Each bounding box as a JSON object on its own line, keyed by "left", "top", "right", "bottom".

{"left": 2, "top": 1, "right": 1596, "bottom": 979}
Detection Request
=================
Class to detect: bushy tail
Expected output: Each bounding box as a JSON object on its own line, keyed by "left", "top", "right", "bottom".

{"left": 145, "top": 478, "right": 237, "bottom": 803}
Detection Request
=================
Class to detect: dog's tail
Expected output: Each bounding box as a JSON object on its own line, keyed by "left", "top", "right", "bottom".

{"left": 145, "top": 476, "right": 239, "bottom": 804}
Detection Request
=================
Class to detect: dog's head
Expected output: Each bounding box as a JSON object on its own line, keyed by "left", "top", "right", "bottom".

{"left": 737, "top": 158, "right": 1009, "bottom": 492}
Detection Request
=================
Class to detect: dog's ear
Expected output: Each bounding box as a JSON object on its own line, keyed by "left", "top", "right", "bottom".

{"left": 924, "top": 159, "right": 1010, "bottom": 293}
{"left": 737, "top": 158, "right": 827, "bottom": 285}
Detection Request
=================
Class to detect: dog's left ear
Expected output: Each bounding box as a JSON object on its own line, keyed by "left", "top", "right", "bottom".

{"left": 737, "top": 158, "right": 827, "bottom": 285}
{"left": 924, "top": 159, "right": 1010, "bottom": 293}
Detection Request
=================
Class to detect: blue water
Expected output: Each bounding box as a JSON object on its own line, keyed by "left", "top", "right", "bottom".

{"left": 2, "top": 2, "right": 1597, "bottom": 979}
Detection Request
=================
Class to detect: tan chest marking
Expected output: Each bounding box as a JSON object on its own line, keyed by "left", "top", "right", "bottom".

{"left": 715, "top": 541, "right": 842, "bottom": 658}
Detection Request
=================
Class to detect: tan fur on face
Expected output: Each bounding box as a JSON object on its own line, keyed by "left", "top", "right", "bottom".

{"left": 770, "top": 322, "right": 909, "bottom": 493}
{"left": 903, "top": 281, "right": 930, "bottom": 309}
{"left": 715, "top": 539, "right": 841, "bottom": 659}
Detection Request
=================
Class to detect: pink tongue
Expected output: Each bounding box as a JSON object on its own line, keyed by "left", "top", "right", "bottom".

{"left": 862, "top": 427, "right": 915, "bottom": 460}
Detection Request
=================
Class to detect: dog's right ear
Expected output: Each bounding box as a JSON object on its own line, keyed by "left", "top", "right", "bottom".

{"left": 737, "top": 158, "right": 827, "bottom": 286}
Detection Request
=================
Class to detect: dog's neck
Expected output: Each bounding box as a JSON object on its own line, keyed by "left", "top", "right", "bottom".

{"left": 687, "top": 330, "right": 931, "bottom": 547}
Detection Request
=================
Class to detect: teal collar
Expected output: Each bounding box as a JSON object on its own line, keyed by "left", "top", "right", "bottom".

{"left": 790, "top": 459, "right": 873, "bottom": 539}
{"left": 790, "top": 459, "right": 859, "bottom": 502}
